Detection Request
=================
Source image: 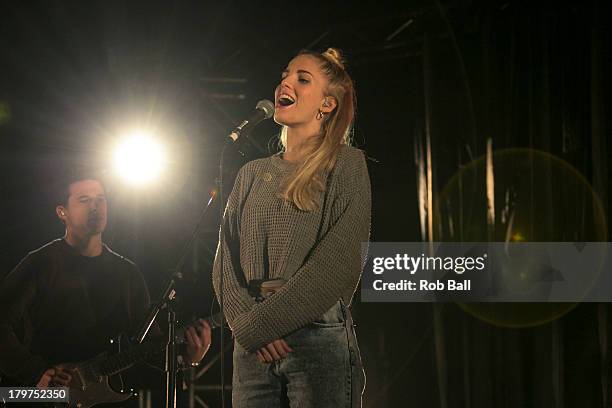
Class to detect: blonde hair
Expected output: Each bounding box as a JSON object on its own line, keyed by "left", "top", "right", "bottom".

{"left": 279, "top": 47, "right": 356, "bottom": 211}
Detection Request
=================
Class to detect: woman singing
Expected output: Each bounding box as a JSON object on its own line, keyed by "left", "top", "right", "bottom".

{"left": 213, "top": 47, "right": 371, "bottom": 407}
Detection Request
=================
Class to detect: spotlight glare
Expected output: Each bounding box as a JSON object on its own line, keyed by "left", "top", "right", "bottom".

{"left": 113, "top": 132, "right": 166, "bottom": 184}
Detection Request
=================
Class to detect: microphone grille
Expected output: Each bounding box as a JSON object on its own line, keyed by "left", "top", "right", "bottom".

{"left": 256, "top": 99, "right": 275, "bottom": 119}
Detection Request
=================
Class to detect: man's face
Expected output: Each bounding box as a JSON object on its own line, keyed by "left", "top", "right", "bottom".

{"left": 57, "top": 179, "right": 107, "bottom": 237}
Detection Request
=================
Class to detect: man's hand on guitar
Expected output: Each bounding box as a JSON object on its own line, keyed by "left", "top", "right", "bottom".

{"left": 184, "top": 318, "right": 212, "bottom": 365}
{"left": 36, "top": 364, "right": 74, "bottom": 388}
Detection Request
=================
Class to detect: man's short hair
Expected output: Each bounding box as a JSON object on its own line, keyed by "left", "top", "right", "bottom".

{"left": 57, "top": 167, "right": 108, "bottom": 206}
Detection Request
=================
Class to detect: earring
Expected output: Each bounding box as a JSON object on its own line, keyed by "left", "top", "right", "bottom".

{"left": 316, "top": 110, "right": 324, "bottom": 120}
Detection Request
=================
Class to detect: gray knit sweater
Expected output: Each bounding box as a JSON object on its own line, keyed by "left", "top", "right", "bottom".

{"left": 212, "top": 144, "right": 371, "bottom": 352}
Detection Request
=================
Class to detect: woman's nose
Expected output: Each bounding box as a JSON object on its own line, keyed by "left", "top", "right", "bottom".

{"left": 279, "top": 76, "right": 293, "bottom": 89}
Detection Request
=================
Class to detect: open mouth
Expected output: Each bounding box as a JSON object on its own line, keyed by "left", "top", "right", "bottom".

{"left": 277, "top": 94, "right": 295, "bottom": 107}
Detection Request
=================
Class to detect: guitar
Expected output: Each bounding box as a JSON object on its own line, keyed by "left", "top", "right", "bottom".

{"left": 46, "top": 312, "right": 223, "bottom": 408}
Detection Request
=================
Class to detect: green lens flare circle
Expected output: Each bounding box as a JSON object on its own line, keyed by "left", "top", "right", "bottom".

{"left": 0, "top": 102, "right": 11, "bottom": 125}
{"left": 436, "top": 148, "right": 607, "bottom": 328}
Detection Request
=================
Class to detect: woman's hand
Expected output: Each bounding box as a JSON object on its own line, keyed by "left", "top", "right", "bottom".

{"left": 256, "top": 339, "right": 293, "bottom": 363}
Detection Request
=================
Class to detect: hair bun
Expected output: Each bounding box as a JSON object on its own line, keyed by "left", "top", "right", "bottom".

{"left": 322, "top": 48, "right": 345, "bottom": 70}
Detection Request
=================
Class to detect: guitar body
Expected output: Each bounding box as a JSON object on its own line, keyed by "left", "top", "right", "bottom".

{"left": 0, "top": 351, "right": 133, "bottom": 408}
{"left": 1, "top": 313, "right": 223, "bottom": 407}
{"left": 65, "top": 336, "right": 135, "bottom": 408}
{"left": 67, "top": 365, "right": 132, "bottom": 408}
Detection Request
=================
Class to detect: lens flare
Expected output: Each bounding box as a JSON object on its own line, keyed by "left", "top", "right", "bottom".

{"left": 113, "top": 132, "right": 166, "bottom": 184}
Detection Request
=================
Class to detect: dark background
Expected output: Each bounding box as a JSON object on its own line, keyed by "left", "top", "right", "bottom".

{"left": 0, "top": 0, "right": 611, "bottom": 407}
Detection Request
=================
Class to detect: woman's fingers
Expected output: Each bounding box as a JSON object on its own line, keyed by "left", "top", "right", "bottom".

{"left": 270, "top": 341, "right": 289, "bottom": 358}
{"left": 277, "top": 339, "right": 293, "bottom": 353}
{"left": 265, "top": 343, "right": 282, "bottom": 360}
{"left": 256, "top": 350, "right": 266, "bottom": 363}
{"left": 259, "top": 347, "right": 274, "bottom": 363}
{"left": 254, "top": 339, "right": 293, "bottom": 363}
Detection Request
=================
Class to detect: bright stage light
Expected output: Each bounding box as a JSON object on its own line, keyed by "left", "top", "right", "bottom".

{"left": 113, "top": 132, "right": 166, "bottom": 184}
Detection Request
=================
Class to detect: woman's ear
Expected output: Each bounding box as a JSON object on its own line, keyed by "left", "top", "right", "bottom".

{"left": 320, "top": 96, "right": 338, "bottom": 114}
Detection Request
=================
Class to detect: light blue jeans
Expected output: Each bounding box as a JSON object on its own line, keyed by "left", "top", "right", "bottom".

{"left": 232, "top": 301, "right": 365, "bottom": 407}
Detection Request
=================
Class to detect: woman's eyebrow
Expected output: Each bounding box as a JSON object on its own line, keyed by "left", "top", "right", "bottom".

{"left": 282, "top": 69, "right": 313, "bottom": 76}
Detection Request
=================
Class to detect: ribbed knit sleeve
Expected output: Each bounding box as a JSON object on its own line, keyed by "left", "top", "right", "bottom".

{"left": 212, "top": 165, "right": 257, "bottom": 327}
{"left": 232, "top": 149, "right": 371, "bottom": 352}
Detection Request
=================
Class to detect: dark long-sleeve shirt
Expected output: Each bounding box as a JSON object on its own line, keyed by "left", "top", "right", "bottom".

{"left": 0, "top": 239, "right": 152, "bottom": 385}
{"left": 212, "top": 144, "right": 372, "bottom": 352}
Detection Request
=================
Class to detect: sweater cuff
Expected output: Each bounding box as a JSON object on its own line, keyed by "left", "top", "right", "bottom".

{"left": 232, "top": 312, "right": 267, "bottom": 352}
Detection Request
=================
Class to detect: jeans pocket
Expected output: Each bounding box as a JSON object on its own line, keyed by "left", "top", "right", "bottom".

{"left": 310, "top": 301, "right": 345, "bottom": 327}
{"left": 310, "top": 320, "right": 345, "bottom": 328}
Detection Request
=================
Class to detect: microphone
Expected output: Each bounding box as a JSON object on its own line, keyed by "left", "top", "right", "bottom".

{"left": 228, "top": 99, "right": 275, "bottom": 143}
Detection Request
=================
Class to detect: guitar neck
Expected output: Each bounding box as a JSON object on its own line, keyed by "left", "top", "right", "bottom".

{"left": 98, "top": 341, "right": 164, "bottom": 376}
{"left": 96, "top": 312, "right": 224, "bottom": 376}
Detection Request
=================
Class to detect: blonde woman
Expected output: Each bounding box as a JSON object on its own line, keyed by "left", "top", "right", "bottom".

{"left": 213, "top": 48, "right": 371, "bottom": 407}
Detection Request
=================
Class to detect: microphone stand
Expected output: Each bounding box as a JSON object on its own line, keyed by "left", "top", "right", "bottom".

{"left": 211, "top": 128, "right": 259, "bottom": 407}
{"left": 132, "top": 111, "right": 264, "bottom": 407}
{"left": 133, "top": 190, "right": 218, "bottom": 408}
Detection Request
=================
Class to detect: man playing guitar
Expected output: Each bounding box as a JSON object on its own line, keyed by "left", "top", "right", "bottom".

{"left": 0, "top": 168, "right": 211, "bottom": 406}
